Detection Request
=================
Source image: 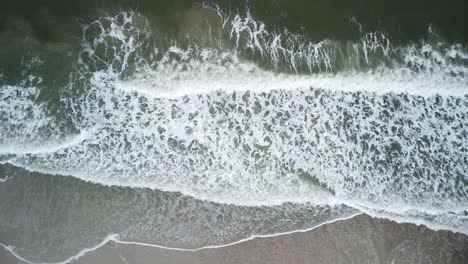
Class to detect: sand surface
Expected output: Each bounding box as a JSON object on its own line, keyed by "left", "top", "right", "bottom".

{"left": 2, "top": 214, "right": 467, "bottom": 264}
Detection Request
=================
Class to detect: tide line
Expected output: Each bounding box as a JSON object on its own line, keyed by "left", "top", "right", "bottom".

{"left": 0, "top": 213, "right": 362, "bottom": 264}
{"left": 0, "top": 176, "right": 13, "bottom": 183}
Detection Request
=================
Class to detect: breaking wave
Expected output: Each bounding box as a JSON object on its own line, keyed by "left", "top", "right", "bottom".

{"left": 1, "top": 2, "right": 468, "bottom": 262}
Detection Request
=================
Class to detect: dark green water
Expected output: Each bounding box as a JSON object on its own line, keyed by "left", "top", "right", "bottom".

{"left": 1, "top": 1, "right": 467, "bottom": 263}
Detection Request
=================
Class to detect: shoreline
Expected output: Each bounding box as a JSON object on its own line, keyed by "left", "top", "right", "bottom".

{"left": 0, "top": 213, "right": 362, "bottom": 264}
{"left": 2, "top": 214, "right": 467, "bottom": 264}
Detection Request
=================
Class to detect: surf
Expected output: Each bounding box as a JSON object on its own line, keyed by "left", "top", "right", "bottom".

{"left": 1, "top": 2, "right": 468, "bottom": 263}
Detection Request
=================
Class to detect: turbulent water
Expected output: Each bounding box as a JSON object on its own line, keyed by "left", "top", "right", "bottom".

{"left": 1, "top": 0, "right": 468, "bottom": 263}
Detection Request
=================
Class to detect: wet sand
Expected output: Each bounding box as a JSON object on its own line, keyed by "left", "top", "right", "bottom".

{"left": 3, "top": 214, "right": 467, "bottom": 264}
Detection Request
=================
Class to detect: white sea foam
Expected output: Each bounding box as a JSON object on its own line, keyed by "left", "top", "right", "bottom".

{"left": 0, "top": 213, "right": 362, "bottom": 264}
{"left": 0, "top": 131, "right": 89, "bottom": 156}
{"left": 9, "top": 74, "right": 468, "bottom": 232}
{"left": 0, "top": 233, "right": 118, "bottom": 264}
{"left": 0, "top": 86, "right": 55, "bottom": 145}
{"left": 115, "top": 66, "right": 468, "bottom": 98}
{"left": 0, "top": 175, "right": 13, "bottom": 183}
{"left": 1, "top": 7, "right": 468, "bottom": 241}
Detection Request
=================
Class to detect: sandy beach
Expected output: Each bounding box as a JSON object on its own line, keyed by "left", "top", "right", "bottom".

{"left": 73, "top": 214, "right": 468, "bottom": 264}
{"left": 3, "top": 214, "right": 466, "bottom": 264}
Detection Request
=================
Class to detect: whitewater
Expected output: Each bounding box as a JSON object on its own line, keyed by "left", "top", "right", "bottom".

{"left": 1, "top": 2, "right": 467, "bottom": 263}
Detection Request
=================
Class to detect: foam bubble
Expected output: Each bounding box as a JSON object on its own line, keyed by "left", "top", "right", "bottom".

{"left": 2, "top": 9, "right": 468, "bottom": 235}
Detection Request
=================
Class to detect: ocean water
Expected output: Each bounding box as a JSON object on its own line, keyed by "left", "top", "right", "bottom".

{"left": 0, "top": 0, "right": 467, "bottom": 263}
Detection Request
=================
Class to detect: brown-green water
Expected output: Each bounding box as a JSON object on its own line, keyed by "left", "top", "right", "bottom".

{"left": 1, "top": 1, "right": 467, "bottom": 263}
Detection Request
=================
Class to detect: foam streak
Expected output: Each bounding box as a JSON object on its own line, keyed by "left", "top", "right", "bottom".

{"left": 0, "top": 213, "right": 362, "bottom": 264}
